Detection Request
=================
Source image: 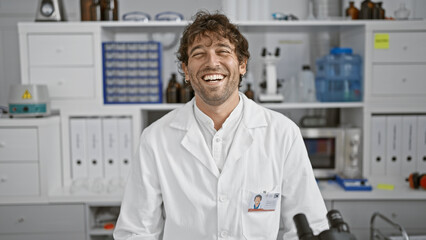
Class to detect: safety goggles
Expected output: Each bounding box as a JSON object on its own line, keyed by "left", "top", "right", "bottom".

{"left": 122, "top": 11, "right": 184, "bottom": 22}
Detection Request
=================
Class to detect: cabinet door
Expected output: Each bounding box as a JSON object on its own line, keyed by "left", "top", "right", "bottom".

{"left": 28, "top": 34, "right": 94, "bottom": 66}
{"left": 372, "top": 64, "right": 426, "bottom": 96}
{"left": 0, "top": 204, "right": 85, "bottom": 234}
{"left": 373, "top": 32, "right": 426, "bottom": 63}
{"left": 0, "top": 232, "right": 86, "bottom": 240}
{"left": 0, "top": 163, "right": 39, "bottom": 196}
{"left": 30, "top": 67, "right": 95, "bottom": 99}
{"left": 0, "top": 128, "right": 38, "bottom": 161}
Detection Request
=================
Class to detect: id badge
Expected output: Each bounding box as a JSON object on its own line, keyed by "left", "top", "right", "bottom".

{"left": 248, "top": 192, "right": 280, "bottom": 212}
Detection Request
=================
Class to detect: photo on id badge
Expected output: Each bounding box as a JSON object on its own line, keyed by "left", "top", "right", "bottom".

{"left": 248, "top": 192, "right": 279, "bottom": 212}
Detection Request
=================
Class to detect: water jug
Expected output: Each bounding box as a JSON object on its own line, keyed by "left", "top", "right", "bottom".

{"left": 315, "top": 47, "right": 362, "bottom": 102}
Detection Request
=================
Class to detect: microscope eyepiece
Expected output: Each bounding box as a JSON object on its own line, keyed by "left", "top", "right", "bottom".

{"left": 293, "top": 213, "right": 316, "bottom": 240}
{"left": 327, "top": 210, "right": 351, "bottom": 233}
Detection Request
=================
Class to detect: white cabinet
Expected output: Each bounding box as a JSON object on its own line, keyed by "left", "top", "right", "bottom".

{"left": 19, "top": 24, "right": 101, "bottom": 104}
{"left": 364, "top": 22, "right": 426, "bottom": 178}
{"left": 0, "top": 116, "right": 61, "bottom": 202}
{"left": 367, "top": 23, "right": 426, "bottom": 102}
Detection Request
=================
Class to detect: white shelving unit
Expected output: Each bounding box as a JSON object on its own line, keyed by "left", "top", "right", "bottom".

{"left": 9, "top": 20, "right": 426, "bottom": 239}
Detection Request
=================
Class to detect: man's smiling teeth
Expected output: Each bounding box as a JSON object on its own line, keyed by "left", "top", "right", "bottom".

{"left": 203, "top": 74, "right": 224, "bottom": 81}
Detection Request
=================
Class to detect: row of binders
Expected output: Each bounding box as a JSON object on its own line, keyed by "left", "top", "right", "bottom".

{"left": 70, "top": 116, "right": 133, "bottom": 181}
{"left": 371, "top": 115, "right": 426, "bottom": 177}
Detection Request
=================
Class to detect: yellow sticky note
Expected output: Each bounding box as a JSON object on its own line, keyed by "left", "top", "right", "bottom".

{"left": 377, "top": 184, "right": 394, "bottom": 190}
{"left": 374, "top": 33, "right": 389, "bottom": 49}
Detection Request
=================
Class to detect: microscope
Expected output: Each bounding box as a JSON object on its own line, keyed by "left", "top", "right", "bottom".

{"left": 258, "top": 47, "right": 284, "bottom": 103}
{"left": 293, "top": 210, "right": 357, "bottom": 240}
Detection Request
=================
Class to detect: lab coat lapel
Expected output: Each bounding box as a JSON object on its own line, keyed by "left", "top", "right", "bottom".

{"left": 181, "top": 124, "right": 220, "bottom": 178}
{"left": 222, "top": 94, "right": 267, "bottom": 172}
{"left": 223, "top": 123, "right": 253, "bottom": 171}
{"left": 171, "top": 100, "right": 220, "bottom": 178}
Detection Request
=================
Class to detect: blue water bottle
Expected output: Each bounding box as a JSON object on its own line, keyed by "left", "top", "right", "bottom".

{"left": 315, "top": 47, "right": 362, "bottom": 102}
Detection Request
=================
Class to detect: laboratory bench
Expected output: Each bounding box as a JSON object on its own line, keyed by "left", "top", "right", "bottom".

{"left": 1, "top": 178, "right": 426, "bottom": 240}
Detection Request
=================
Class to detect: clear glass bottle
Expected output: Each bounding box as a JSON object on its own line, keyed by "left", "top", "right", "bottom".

{"left": 395, "top": 3, "right": 410, "bottom": 20}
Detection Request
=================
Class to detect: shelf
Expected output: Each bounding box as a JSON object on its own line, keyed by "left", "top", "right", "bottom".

{"left": 100, "top": 20, "right": 367, "bottom": 34}
{"left": 90, "top": 228, "right": 114, "bottom": 236}
{"left": 260, "top": 102, "right": 364, "bottom": 110}
{"left": 319, "top": 177, "right": 426, "bottom": 201}
{"left": 102, "top": 102, "right": 364, "bottom": 111}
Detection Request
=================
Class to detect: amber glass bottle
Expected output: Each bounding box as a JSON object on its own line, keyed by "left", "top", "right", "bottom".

{"left": 360, "top": 0, "right": 374, "bottom": 19}
{"left": 180, "top": 80, "right": 194, "bottom": 103}
{"left": 244, "top": 83, "right": 255, "bottom": 100}
{"left": 378, "top": 2, "right": 385, "bottom": 19}
{"left": 80, "top": 0, "right": 100, "bottom": 21}
{"left": 100, "top": 0, "right": 118, "bottom": 21}
{"left": 166, "top": 73, "right": 181, "bottom": 103}
{"left": 346, "top": 1, "right": 359, "bottom": 20}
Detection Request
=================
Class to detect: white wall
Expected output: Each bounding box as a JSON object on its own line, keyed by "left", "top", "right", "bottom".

{"left": 0, "top": 0, "right": 425, "bottom": 107}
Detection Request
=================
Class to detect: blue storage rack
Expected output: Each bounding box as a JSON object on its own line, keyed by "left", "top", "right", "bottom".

{"left": 102, "top": 41, "right": 163, "bottom": 104}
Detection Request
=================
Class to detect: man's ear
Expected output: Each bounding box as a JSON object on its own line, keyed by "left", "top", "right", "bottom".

{"left": 239, "top": 59, "right": 247, "bottom": 76}
{"left": 182, "top": 62, "right": 189, "bottom": 79}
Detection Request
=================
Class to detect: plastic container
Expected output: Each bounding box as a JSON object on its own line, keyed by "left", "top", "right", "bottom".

{"left": 298, "top": 65, "right": 316, "bottom": 102}
{"left": 315, "top": 47, "right": 362, "bottom": 102}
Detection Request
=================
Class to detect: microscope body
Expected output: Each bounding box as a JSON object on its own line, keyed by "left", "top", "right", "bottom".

{"left": 316, "top": 229, "right": 357, "bottom": 240}
{"left": 294, "top": 210, "right": 357, "bottom": 240}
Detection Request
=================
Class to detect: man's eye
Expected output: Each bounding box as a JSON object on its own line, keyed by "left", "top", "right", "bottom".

{"left": 192, "top": 52, "right": 203, "bottom": 57}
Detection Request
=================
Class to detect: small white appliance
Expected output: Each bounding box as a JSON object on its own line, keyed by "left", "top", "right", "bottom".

{"left": 8, "top": 84, "right": 51, "bottom": 118}
{"left": 300, "top": 127, "right": 361, "bottom": 179}
{"left": 35, "top": 0, "right": 67, "bottom": 22}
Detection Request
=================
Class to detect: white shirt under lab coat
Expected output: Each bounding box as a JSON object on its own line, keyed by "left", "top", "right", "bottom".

{"left": 114, "top": 94, "right": 329, "bottom": 240}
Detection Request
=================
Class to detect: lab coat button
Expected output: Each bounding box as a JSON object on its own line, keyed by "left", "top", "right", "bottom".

{"left": 215, "top": 138, "right": 221, "bottom": 142}
{"left": 219, "top": 195, "right": 228, "bottom": 202}
{"left": 220, "top": 231, "right": 228, "bottom": 238}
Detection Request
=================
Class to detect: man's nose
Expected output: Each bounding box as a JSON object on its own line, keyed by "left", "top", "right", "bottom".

{"left": 205, "top": 51, "right": 220, "bottom": 66}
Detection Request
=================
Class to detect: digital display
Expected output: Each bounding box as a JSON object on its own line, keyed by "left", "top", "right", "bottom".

{"left": 303, "top": 138, "right": 336, "bottom": 169}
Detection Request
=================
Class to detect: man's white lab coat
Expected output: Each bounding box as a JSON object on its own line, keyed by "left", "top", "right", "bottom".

{"left": 114, "top": 94, "right": 328, "bottom": 240}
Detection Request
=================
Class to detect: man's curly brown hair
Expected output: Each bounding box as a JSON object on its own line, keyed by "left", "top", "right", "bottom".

{"left": 176, "top": 10, "right": 250, "bottom": 85}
